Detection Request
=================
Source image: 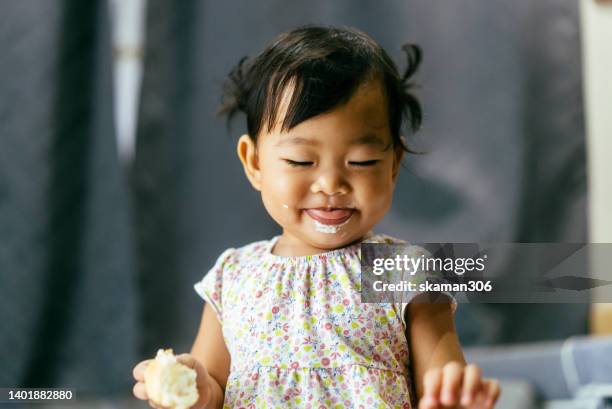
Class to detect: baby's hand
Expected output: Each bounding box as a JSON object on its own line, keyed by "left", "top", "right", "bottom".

{"left": 418, "top": 362, "right": 500, "bottom": 409}
{"left": 132, "top": 353, "right": 212, "bottom": 409}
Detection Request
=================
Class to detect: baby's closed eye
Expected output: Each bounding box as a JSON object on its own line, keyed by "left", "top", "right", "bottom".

{"left": 283, "top": 159, "right": 314, "bottom": 167}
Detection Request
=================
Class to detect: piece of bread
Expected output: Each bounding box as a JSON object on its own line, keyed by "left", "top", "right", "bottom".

{"left": 144, "top": 348, "right": 199, "bottom": 409}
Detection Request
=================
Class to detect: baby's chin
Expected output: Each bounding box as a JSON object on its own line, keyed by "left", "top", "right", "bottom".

{"left": 301, "top": 228, "right": 368, "bottom": 251}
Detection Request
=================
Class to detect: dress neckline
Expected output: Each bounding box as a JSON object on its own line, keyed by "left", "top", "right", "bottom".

{"left": 265, "top": 231, "right": 376, "bottom": 262}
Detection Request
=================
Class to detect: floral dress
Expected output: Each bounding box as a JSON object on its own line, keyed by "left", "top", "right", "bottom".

{"left": 194, "top": 233, "right": 450, "bottom": 409}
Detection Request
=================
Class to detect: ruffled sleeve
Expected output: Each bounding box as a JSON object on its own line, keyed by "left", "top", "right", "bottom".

{"left": 393, "top": 245, "right": 457, "bottom": 330}
{"left": 194, "top": 248, "right": 236, "bottom": 324}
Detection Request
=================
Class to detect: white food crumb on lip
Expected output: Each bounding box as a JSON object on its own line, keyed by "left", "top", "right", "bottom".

{"left": 313, "top": 216, "right": 352, "bottom": 234}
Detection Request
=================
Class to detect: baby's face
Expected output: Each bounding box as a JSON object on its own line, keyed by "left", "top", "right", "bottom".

{"left": 238, "top": 80, "right": 402, "bottom": 255}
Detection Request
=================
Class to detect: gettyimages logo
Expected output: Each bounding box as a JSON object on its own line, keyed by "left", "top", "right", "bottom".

{"left": 361, "top": 243, "right": 612, "bottom": 304}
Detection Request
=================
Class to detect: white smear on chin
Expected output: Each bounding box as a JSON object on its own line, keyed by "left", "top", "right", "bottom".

{"left": 314, "top": 217, "right": 351, "bottom": 234}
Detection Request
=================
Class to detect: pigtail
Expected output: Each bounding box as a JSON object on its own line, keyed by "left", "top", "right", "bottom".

{"left": 218, "top": 56, "right": 251, "bottom": 130}
{"left": 399, "top": 44, "right": 423, "bottom": 134}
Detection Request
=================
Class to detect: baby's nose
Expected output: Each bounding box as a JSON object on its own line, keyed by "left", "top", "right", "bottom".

{"left": 310, "top": 168, "right": 349, "bottom": 196}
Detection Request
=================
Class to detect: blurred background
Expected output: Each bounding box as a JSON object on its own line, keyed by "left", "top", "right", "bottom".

{"left": 1, "top": 0, "right": 611, "bottom": 407}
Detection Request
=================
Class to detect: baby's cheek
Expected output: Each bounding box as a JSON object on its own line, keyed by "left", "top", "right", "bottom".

{"left": 261, "top": 176, "right": 307, "bottom": 222}
{"left": 360, "top": 178, "right": 394, "bottom": 214}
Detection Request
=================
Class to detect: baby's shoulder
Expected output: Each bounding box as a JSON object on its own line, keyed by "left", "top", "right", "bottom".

{"left": 365, "top": 233, "right": 430, "bottom": 256}
{"left": 211, "top": 237, "right": 274, "bottom": 271}
{"left": 364, "top": 232, "right": 407, "bottom": 245}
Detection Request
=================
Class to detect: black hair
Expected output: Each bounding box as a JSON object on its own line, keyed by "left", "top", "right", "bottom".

{"left": 218, "top": 25, "right": 422, "bottom": 153}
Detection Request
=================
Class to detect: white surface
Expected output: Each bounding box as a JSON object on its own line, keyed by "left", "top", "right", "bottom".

{"left": 581, "top": 0, "right": 612, "bottom": 243}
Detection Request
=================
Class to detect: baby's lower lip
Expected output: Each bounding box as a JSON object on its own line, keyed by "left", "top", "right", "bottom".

{"left": 305, "top": 208, "right": 354, "bottom": 225}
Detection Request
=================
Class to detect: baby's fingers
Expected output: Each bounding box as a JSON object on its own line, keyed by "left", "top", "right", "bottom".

{"left": 132, "top": 381, "right": 148, "bottom": 400}
{"left": 419, "top": 368, "right": 442, "bottom": 409}
{"left": 440, "top": 362, "right": 463, "bottom": 406}
{"left": 460, "top": 364, "right": 481, "bottom": 406}
{"left": 470, "top": 379, "right": 500, "bottom": 409}
{"left": 482, "top": 379, "right": 500, "bottom": 408}
{"left": 133, "top": 360, "right": 152, "bottom": 382}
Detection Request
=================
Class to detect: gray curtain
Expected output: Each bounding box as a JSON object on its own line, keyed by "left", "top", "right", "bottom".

{"left": 0, "top": 0, "right": 137, "bottom": 396}
{"left": 132, "top": 0, "right": 587, "bottom": 354}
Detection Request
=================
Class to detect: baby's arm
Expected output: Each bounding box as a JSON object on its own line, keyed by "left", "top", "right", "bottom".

{"left": 189, "top": 303, "right": 230, "bottom": 409}
{"left": 406, "top": 296, "right": 500, "bottom": 408}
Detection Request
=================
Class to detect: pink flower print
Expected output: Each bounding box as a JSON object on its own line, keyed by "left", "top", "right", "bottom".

{"left": 324, "top": 322, "right": 332, "bottom": 330}
{"left": 255, "top": 290, "right": 262, "bottom": 298}
{"left": 343, "top": 298, "right": 350, "bottom": 306}
{"left": 291, "top": 361, "right": 299, "bottom": 369}
{"left": 212, "top": 292, "right": 219, "bottom": 301}
{"left": 271, "top": 306, "right": 280, "bottom": 314}
{"left": 284, "top": 387, "right": 301, "bottom": 400}
{"left": 250, "top": 372, "right": 258, "bottom": 381}
{"left": 282, "top": 323, "right": 289, "bottom": 332}
{"left": 330, "top": 351, "right": 340, "bottom": 360}
{"left": 373, "top": 354, "right": 381, "bottom": 362}
{"left": 321, "top": 357, "right": 330, "bottom": 366}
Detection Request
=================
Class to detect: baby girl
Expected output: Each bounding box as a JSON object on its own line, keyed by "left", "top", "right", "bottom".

{"left": 133, "top": 25, "right": 500, "bottom": 409}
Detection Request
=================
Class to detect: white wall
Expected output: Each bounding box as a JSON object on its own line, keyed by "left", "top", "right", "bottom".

{"left": 582, "top": 0, "right": 612, "bottom": 242}
{"left": 581, "top": 0, "right": 612, "bottom": 333}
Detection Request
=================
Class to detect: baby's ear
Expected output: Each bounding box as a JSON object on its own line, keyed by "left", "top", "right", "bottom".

{"left": 237, "top": 134, "right": 262, "bottom": 191}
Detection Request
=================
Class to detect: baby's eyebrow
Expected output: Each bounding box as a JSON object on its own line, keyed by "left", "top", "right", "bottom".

{"left": 351, "top": 133, "right": 388, "bottom": 148}
{"left": 274, "top": 136, "right": 318, "bottom": 147}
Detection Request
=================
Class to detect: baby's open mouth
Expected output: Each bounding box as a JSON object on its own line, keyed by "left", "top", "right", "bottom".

{"left": 305, "top": 208, "right": 354, "bottom": 225}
